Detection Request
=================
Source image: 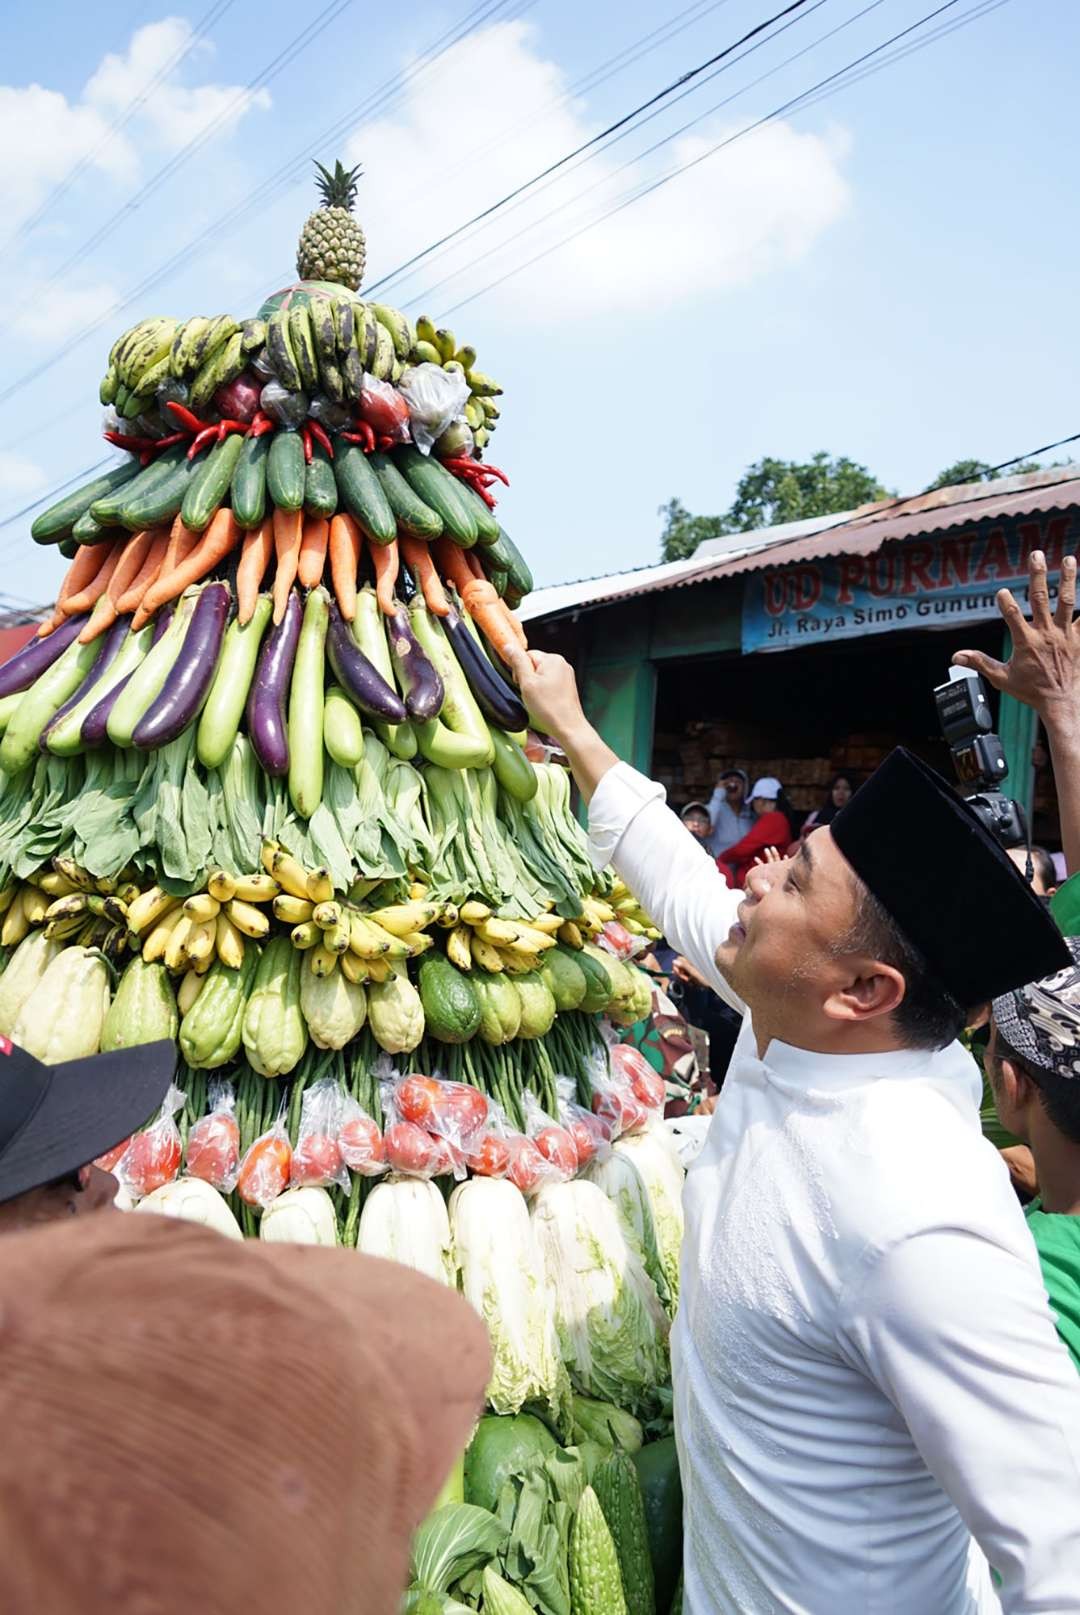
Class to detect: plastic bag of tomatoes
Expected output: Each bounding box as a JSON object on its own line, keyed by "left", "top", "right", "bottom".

{"left": 337, "top": 1094, "right": 387, "bottom": 1179}
{"left": 291, "top": 1077, "right": 349, "bottom": 1191}
{"left": 554, "top": 1076, "right": 613, "bottom": 1170}
{"left": 378, "top": 1070, "right": 466, "bottom": 1181}
{"left": 113, "top": 1084, "right": 184, "bottom": 1201}
{"left": 236, "top": 1115, "right": 293, "bottom": 1209}
{"left": 521, "top": 1090, "right": 579, "bottom": 1182}
{"left": 584, "top": 1043, "right": 651, "bottom": 1140}
{"left": 184, "top": 1079, "right": 240, "bottom": 1192}
{"left": 609, "top": 1042, "right": 668, "bottom": 1116}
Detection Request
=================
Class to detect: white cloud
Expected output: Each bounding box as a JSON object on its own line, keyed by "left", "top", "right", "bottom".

{"left": 9, "top": 280, "right": 119, "bottom": 343}
{"left": 85, "top": 18, "right": 270, "bottom": 151}
{"left": 353, "top": 21, "right": 851, "bottom": 320}
{"left": 0, "top": 85, "right": 137, "bottom": 229}
{"left": 0, "top": 452, "right": 47, "bottom": 502}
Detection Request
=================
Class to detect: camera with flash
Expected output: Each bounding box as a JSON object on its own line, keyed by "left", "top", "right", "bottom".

{"left": 933, "top": 667, "right": 1027, "bottom": 847}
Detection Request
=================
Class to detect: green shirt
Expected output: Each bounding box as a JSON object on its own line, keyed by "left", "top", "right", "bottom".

{"left": 1025, "top": 1200, "right": 1080, "bottom": 1374}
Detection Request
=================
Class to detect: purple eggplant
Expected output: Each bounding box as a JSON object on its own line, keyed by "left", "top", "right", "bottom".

{"left": 39, "top": 615, "right": 130, "bottom": 750}
{"left": 386, "top": 605, "right": 443, "bottom": 721}
{"left": 326, "top": 598, "right": 407, "bottom": 722}
{"left": 80, "top": 607, "right": 175, "bottom": 748}
{"left": 246, "top": 588, "right": 301, "bottom": 776}
{"left": 0, "top": 613, "right": 88, "bottom": 699}
{"left": 443, "top": 607, "right": 527, "bottom": 732}
{"left": 131, "top": 584, "right": 230, "bottom": 751}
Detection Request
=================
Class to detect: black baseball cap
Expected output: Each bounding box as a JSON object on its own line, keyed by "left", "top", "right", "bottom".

{"left": 0, "top": 1037, "right": 175, "bottom": 1205}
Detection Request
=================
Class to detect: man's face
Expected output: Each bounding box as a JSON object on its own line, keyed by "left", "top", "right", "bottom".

{"left": 683, "top": 811, "right": 711, "bottom": 842}
{"left": 713, "top": 830, "right": 863, "bottom": 1031}
{"left": 723, "top": 774, "right": 745, "bottom": 807}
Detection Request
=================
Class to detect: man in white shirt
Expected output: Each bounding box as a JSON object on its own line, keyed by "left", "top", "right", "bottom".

{"left": 505, "top": 549, "right": 1080, "bottom": 1615}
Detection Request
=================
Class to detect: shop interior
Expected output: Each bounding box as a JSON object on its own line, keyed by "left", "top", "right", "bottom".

{"left": 651, "top": 619, "right": 1061, "bottom": 848}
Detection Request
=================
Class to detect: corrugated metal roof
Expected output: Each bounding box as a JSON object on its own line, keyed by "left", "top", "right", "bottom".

{"left": 522, "top": 464, "right": 1080, "bottom": 623}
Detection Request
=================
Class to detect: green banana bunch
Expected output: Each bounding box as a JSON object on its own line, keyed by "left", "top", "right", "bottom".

{"left": 170, "top": 314, "right": 238, "bottom": 379}
{"left": 189, "top": 328, "right": 245, "bottom": 411}
{"left": 266, "top": 309, "right": 302, "bottom": 391}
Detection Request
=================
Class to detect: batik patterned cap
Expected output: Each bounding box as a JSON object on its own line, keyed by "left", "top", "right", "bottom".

{"left": 993, "top": 936, "right": 1080, "bottom": 1079}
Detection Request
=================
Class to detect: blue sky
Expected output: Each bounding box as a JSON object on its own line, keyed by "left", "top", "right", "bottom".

{"left": 1, "top": 0, "right": 1076, "bottom": 606}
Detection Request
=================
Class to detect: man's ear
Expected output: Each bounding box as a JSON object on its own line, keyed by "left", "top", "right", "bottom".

{"left": 823, "top": 962, "right": 906, "bottom": 1026}
{"left": 998, "top": 1056, "right": 1035, "bottom": 1113}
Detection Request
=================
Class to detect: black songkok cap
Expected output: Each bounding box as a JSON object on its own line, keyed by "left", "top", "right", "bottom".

{"left": 830, "top": 747, "right": 1071, "bottom": 1009}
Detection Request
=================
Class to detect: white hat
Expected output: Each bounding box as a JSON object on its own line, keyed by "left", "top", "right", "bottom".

{"left": 749, "top": 777, "right": 781, "bottom": 801}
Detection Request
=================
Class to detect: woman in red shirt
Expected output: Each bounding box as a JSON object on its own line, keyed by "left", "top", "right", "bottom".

{"left": 718, "top": 776, "right": 794, "bottom": 888}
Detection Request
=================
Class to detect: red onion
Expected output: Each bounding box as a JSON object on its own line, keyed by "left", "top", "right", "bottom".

{"left": 213, "top": 370, "right": 262, "bottom": 423}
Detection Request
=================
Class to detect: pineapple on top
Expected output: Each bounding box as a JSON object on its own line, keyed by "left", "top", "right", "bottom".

{"left": 297, "top": 160, "right": 366, "bottom": 292}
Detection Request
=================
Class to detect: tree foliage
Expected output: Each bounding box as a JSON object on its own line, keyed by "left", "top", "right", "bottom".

{"left": 659, "top": 453, "right": 891, "bottom": 563}
{"left": 923, "top": 458, "right": 1041, "bottom": 492}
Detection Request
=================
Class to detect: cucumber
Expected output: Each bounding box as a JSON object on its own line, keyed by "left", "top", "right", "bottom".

{"left": 181, "top": 433, "right": 246, "bottom": 533}
{"left": 488, "top": 526, "right": 533, "bottom": 599}
{"left": 489, "top": 726, "right": 536, "bottom": 802}
{"left": 393, "top": 445, "right": 477, "bottom": 546}
{"left": 323, "top": 683, "right": 365, "bottom": 766}
{"left": 32, "top": 461, "right": 139, "bottom": 544}
{"left": 266, "top": 431, "right": 306, "bottom": 513}
{"left": 72, "top": 508, "right": 122, "bottom": 546}
{"left": 334, "top": 442, "right": 397, "bottom": 544}
{"left": 119, "top": 450, "right": 202, "bottom": 531}
{"left": 57, "top": 538, "right": 78, "bottom": 560}
{"left": 366, "top": 451, "right": 443, "bottom": 539}
{"left": 304, "top": 444, "right": 338, "bottom": 518}
{"left": 90, "top": 447, "right": 185, "bottom": 526}
{"left": 231, "top": 433, "right": 270, "bottom": 530}
{"left": 452, "top": 477, "right": 501, "bottom": 545}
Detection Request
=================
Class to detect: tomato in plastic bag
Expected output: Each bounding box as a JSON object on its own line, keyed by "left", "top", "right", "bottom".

{"left": 384, "top": 1121, "right": 443, "bottom": 1178}
{"left": 532, "top": 1124, "right": 578, "bottom": 1178}
{"left": 291, "top": 1132, "right": 344, "bottom": 1188}
{"left": 395, "top": 1077, "right": 442, "bottom": 1128}
{"left": 611, "top": 1044, "right": 666, "bottom": 1110}
{"left": 338, "top": 1114, "right": 386, "bottom": 1175}
{"left": 185, "top": 1112, "right": 240, "bottom": 1191}
{"left": 121, "top": 1128, "right": 182, "bottom": 1198}
{"left": 505, "top": 1135, "right": 554, "bottom": 1195}
{"left": 466, "top": 1133, "right": 510, "bottom": 1178}
{"left": 592, "top": 1088, "right": 649, "bottom": 1137}
{"left": 237, "top": 1133, "right": 291, "bottom": 1208}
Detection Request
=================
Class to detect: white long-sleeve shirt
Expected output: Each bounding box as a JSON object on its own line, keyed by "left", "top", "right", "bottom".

{"left": 588, "top": 762, "right": 1080, "bottom": 1615}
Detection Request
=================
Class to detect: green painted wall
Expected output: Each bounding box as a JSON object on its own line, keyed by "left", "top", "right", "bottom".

{"left": 582, "top": 658, "right": 657, "bottom": 776}
{"left": 997, "top": 628, "right": 1036, "bottom": 817}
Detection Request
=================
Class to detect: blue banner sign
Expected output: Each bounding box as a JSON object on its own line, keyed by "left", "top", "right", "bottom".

{"left": 741, "top": 514, "right": 1079, "bottom": 654}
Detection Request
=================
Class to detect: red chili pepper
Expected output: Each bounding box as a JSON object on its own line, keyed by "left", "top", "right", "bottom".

{"left": 248, "top": 412, "right": 275, "bottom": 438}
{"left": 442, "top": 456, "right": 509, "bottom": 489}
{"left": 377, "top": 434, "right": 395, "bottom": 452}
{"left": 186, "top": 425, "right": 219, "bottom": 461}
{"left": 301, "top": 424, "right": 313, "bottom": 465}
{"left": 164, "top": 401, "right": 206, "bottom": 435}
{"left": 139, "top": 450, "right": 154, "bottom": 467}
{"left": 308, "top": 420, "right": 334, "bottom": 459}
{"left": 218, "top": 418, "right": 247, "bottom": 441}
{"left": 103, "top": 430, "right": 155, "bottom": 452}
{"left": 341, "top": 422, "right": 376, "bottom": 453}
{"left": 153, "top": 432, "right": 186, "bottom": 452}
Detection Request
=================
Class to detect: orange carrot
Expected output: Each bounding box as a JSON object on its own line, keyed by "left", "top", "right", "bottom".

{"left": 80, "top": 530, "right": 155, "bottom": 641}
{"left": 400, "top": 535, "right": 449, "bottom": 617}
{"left": 60, "top": 544, "right": 123, "bottom": 619}
{"left": 272, "top": 507, "right": 303, "bottom": 624}
{"left": 432, "top": 537, "right": 477, "bottom": 601}
{"left": 297, "top": 515, "right": 330, "bottom": 590}
{"left": 160, "top": 513, "right": 200, "bottom": 579}
{"left": 116, "top": 529, "right": 170, "bottom": 615}
{"left": 329, "top": 513, "right": 363, "bottom": 621}
{"left": 56, "top": 542, "right": 114, "bottom": 613}
{"left": 133, "top": 508, "right": 240, "bottom": 630}
{"left": 370, "top": 537, "right": 400, "bottom": 616}
{"left": 236, "top": 519, "right": 274, "bottom": 626}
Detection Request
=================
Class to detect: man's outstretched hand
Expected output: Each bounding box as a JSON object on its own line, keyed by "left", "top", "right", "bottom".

{"left": 503, "top": 644, "right": 617, "bottom": 804}
{"left": 954, "top": 551, "right": 1080, "bottom": 729}
{"left": 503, "top": 645, "right": 588, "bottom": 745}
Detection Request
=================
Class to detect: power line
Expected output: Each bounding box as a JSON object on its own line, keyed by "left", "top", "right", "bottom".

{"left": 384, "top": 0, "right": 850, "bottom": 312}
{"left": 0, "top": 0, "right": 526, "bottom": 417}
{"left": 0, "top": 456, "right": 112, "bottom": 532}
{"left": 0, "top": 0, "right": 237, "bottom": 260}
{"left": 12, "top": 0, "right": 352, "bottom": 314}
{"left": 433, "top": 0, "right": 998, "bottom": 317}
{"left": 363, "top": 0, "right": 815, "bottom": 298}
